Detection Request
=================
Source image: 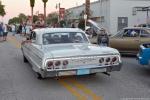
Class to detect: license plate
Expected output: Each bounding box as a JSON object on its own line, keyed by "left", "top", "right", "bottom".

{"left": 91, "top": 68, "right": 106, "bottom": 73}
{"left": 59, "top": 71, "right": 76, "bottom": 76}
{"left": 77, "top": 69, "right": 90, "bottom": 75}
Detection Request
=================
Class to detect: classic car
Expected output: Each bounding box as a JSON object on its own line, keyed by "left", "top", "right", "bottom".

{"left": 109, "top": 27, "right": 150, "bottom": 54}
{"left": 21, "top": 28, "right": 122, "bottom": 79}
{"left": 137, "top": 43, "right": 150, "bottom": 66}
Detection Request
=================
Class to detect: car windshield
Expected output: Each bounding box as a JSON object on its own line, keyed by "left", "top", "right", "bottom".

{"left": 42, "top": 32, "right": 89, "bottom": 45}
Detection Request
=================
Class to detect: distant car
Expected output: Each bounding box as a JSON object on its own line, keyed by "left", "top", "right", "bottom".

{"left": 109, "top": 27, "right": 150, "bottom": 54}
{"left": 137, "top": 24, "right": 150, "bottom": 28}
{"left": 137, "top": 43, "right": 150, "bottom": 66}
{"left": 21, "top": 28, "right": 122, "bottom": 79}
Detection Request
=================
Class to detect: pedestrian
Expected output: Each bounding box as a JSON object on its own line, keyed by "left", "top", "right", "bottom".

{"left": 0, "top": 23, "right": 3, "bottom": 42}
{"left": 11, "top": 24, "right": 16, "bottom": 36}
{"left": 25, "top": 24, "right": 32, "bottom": 39}
{"left": 22, "top": 24, "right": 26, "bottom": 36}
{"left": 2, "top": 24, "right": 8, "bottom": 41}
{"left": 18, "top": 24, "right": 22, "bottom": 35}
{"left": 97, "top": 28, "right": 109, "bottom": 46}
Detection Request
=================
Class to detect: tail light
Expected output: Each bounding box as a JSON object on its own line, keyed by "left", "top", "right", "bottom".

{"left": 112, "top": 57, "right": 117, "bottom": 62}
{"left": 47, "top": 61, "right": 53, "bottom": 69}
{"left": 106, "top": 57, "right": 111, "bottom": 62}
{"left": 63, "top": 60, "right": 69, "bottom": 66}
{"left": 55, "top": 61, "right": 61, "bottom": 66}
{"left": 99, "top": 58, "right": 104, "bottom": 63}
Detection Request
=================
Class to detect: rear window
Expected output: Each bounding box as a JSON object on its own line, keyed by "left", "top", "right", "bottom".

{"left": 42, "top": 32, "right": 89, "bottom": 45}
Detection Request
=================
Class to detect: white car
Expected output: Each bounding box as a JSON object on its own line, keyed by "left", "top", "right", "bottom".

{"left": 21, "top": 28, "right": 122, "bottom": 79}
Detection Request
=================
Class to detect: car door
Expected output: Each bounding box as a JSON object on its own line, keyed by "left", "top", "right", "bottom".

{"left": 109, "top": 29, "right": 140, "bottom": 53}
{"left": 109, "top": 30, "right": 124, "bottom": 51}
{"left": 140, "top": 29, "right": 150, "bottom": 44}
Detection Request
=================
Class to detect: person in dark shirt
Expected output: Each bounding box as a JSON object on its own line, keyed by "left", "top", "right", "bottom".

{"left": 0, "top": 23, "right": 3, "bottom": 41}
{"left": 97, "top": 28, "right": 109, "bottom": 46}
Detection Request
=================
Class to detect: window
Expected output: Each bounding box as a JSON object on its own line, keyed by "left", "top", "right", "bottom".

{"left": 113, "top": 30, "right": 124, "bottom": 38}
{"left": 42, "top": 32, "right": 89, "bottom": 45}
{"left": 140, "top": 30, "right": 150, "bottom": 37}
{"left": 123, "top": 29, "right": 140, "bottom": 37}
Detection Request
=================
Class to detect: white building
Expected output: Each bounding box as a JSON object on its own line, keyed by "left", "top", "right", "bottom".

{"left": 67, "top": 0, "right": 150, "bottom": 34}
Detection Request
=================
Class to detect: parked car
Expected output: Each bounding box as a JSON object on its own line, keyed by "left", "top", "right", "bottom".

{"left": 137, "top": 24, "right": 150, "bottom": 28}
{"left": 137, "top": 43, "right": 150, "bottom": 66}
{"left": 21, "top": 28, "right": 122, "bottom": 79}
{"left": 109, "top": 27, "right": 150, "bottom": 54}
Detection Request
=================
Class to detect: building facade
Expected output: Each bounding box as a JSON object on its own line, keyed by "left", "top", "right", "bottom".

{"left": 66, "top": 0, "right": 150, "bottom": 34}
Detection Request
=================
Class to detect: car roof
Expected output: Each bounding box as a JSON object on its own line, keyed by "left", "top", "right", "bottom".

{"left": 33, "top": 28, "right": 84, "bottom": 35}
{"left": 123, "top": 27, "right": 150, "bottom": 30}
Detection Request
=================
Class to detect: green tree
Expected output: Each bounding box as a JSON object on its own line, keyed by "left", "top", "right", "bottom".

{"left": 33, "top": 15, "right": 38, "bottom": 23}
{"left": 18, "top": 13, "right": 27, "bottom": 23}
{"left": 30, "top": 0, "right": 35, "bottom": 23}
{"left": 46, "top": 12, "right": 58, "bottom": 25}
{"left": 78, "top": 19, "right": 85, "bottom": 30}
{"left": 0, "top": 1, "right": 6, "bottom": 17}
{"left": 8, "top": 17, "right": 20, "bottom": 24}
{"left": 42, "top": 0, "right": 48, "bottom": 25}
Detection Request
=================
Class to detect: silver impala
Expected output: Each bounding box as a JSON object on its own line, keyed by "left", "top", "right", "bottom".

{"left": 21, "top": 28, "right": 122, "bottom": 79}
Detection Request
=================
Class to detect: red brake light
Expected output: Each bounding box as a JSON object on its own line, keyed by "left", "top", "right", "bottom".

{"left": 63, "top": 60, "right": 69, "bottom": 66}
{"left": 47, "top": 61, "right": 53, "bottom": 69}
{"left": 106, "top": 57, "right": 111, "bottom": 62}
{"left": 99, "top": 58, "right": 104, "bottom": 63}
{"left": 112, "top": 57, "right": 117, "bottom": 62}
{"left": 55, "top": 61, "right": 61, "bottom": 66}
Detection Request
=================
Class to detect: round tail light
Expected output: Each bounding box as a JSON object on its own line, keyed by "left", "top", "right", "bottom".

{"left": 63, "top": 60, "right": 69, "bottom": 66}
{"left": 99, "top": 58, "right": 104, "bottom": 63}
{"left": 106, "top": 57, "right": 111, "bottom": 62}
{"left": 112, "top": 57, "right": 117, "bottom": 62}
{"left": 55, "top": 61, "right": 61, "bottom": 66}
{"left": 47, "top": 61, "right": 53, "bottom": 69}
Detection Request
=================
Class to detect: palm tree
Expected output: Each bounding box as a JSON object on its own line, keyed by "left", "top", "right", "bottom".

{"left": 30, "top": 0, "right": 35, "bottom": 24}
{"left": 0, "top": 1, "right": 6, "bottom": 17}
{"left": 42, "top": 0, "right": 48, "bottom": 25}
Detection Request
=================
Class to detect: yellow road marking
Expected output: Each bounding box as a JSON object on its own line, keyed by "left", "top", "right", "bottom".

{"left": 8, "top": 36, "right": 103, "bottom": 100}
{"left": 58, "top": 79, "right": 87, "bottom": 100}
{"left": 7, "top": 36, "right": 21, "bottom": 48}
{"left": 67, "top": 79, "right": 103, "bottom": 100}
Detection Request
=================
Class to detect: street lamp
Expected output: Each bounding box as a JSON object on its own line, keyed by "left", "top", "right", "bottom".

{"left": 84, "top": 14, "right": 87, "bottom": 31}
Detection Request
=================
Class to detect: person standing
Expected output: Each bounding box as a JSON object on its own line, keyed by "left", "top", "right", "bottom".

{"left": 11, "top": 24, "right": 16, "bottom": 36}
{"left": 3, "top": 24, "right": 8, "bottom": 41}
{"left": 0, "top": 23, "right": 3, "bottom": 41}
{"left": 18, "top": 24, "right": 22, "bottom": 35}
{"left": 97, "top": 28, "right": 109, "bottom": 46}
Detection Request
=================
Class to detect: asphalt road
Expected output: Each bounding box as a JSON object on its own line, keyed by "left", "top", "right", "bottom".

{"left": 0, "top": 34, "right": 150, "bottom": 100}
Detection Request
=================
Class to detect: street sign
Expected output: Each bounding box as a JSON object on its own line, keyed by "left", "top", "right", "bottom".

{"left": 59, "top": 8, "right": 65, "bottom": 20}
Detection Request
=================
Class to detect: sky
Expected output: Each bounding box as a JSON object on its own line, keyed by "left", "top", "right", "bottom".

{"left": 1, "top": 0, "right": 97, "bottom": 23}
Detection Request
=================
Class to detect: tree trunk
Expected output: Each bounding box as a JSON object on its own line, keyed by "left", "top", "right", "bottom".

{"left": 44, "top": 3, "right": 46, "bottom": 26}
{"left": 31, "top": 7, "right": 33, "bottom": 24}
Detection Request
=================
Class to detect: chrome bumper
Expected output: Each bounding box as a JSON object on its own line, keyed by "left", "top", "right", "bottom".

{"left": 39, "top": 63, "right": 122, "bottom": 78}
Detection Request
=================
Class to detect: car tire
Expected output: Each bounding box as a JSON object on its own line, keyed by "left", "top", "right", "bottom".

{"left": 36, "top": 72, "right": 43, "bottom": 80}
{"left": 23, "top": 55, "right": 28, "bottom": 63}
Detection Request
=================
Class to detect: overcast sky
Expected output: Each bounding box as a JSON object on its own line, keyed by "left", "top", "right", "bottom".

{"left": 1, "top": 0, "right": 97, "bottom": 23}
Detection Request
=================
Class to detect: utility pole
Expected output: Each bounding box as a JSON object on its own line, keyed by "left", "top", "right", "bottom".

{"left": 85, "top": 0, "right": 90, "bottom": 19}
{"left": 56, "top": 3, "right": 60, "bottom": 24}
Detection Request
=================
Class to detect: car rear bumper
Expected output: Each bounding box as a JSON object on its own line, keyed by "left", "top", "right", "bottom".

{"left": 137, "top": 54, "right": 149, "bottom": 65}
{"left": 39, "top": 63, "right": 122, "bottom": 78}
